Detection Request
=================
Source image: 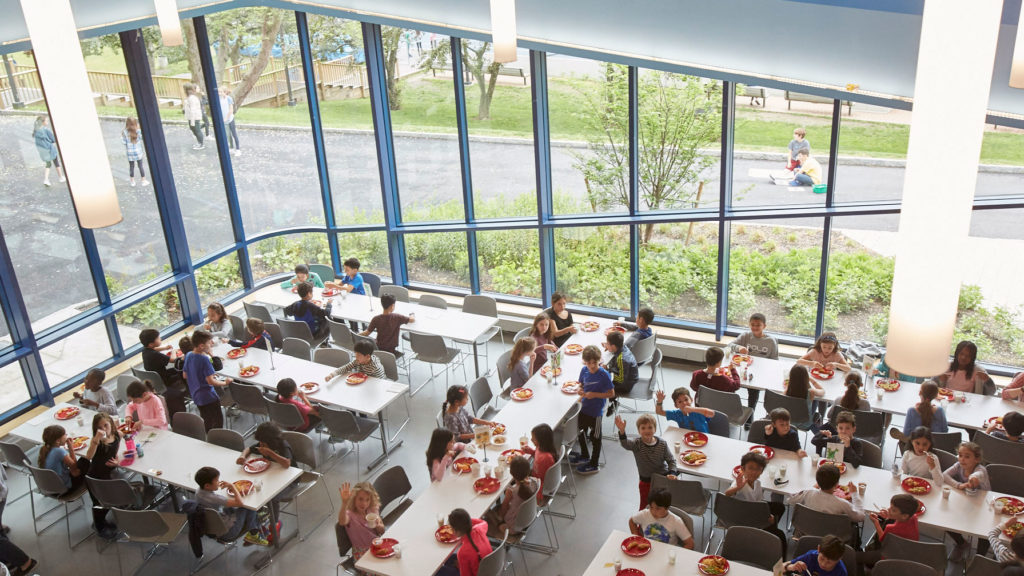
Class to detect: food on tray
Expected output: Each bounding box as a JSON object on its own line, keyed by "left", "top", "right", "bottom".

{"left": 238, "top": 365, "right": 260, "bottom": 378}
{"left": 452, "top": 457, "right": 478, "bottom": 473}
{"left": 901, "top": 477, "right": 932, "bottom": 495}
{"left": 55, "top": 406, "right": 80, "bottom": 420}
{"left": 346, "top": 372, "right": 368, "bottom": 384}
{"left": 680, "top": 450, "right": 707, "bottom": 466}
{"left": 580, "top": 321, "right": 600, "bottom": 332}
{"left": 684, "top": 432, "right": 708, "bottom": 447}
{"left": 565, "top": 344, "right": 583, "bottom": 355}
{"left": 226, "top": 348, "right": 247, "bottom": 359}
{"left": 877, "top": 379, "right": 901, "bottom": 391}
{"left": 511, "top": 388, "right": 534, "bottom": 401}
{"left": 698, "top": 555, "right": 730, "bottom": 575}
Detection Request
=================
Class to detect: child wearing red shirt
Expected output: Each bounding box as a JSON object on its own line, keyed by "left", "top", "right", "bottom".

{"left": 275, "top": 378, "right": 320, "bottom": 432}
{"left": 857, "top": 493, "right": 919, "bottom": 567}
{"left": 689, "top": 347, "right": 740, "bottom": 395}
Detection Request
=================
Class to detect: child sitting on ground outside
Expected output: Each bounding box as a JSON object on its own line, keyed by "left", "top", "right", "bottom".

{"left": 786, "top": 463, "right": 864, "bottom": 525}
{"left": 603, "top": 330, "right": 638, "bottom": 416}
{"left": 484, "top": 456, "right": 538, "bottom": 538}
{"left": 783, "top": 534, "right": 848, "bottom": 576}
{"left": 73, "top": 368, "right": 117, "bottom": 416}
{"left": 628, "top": 489, "right": 694, "bottom": 549}
{"left": 655, "top": 387, "right": 714, "bottom": 432}
{"left": 724, "top": 451, "right": 786, "bottom": 549}
{"left": 899, "top": 426, "right": 944, "bottom": 484}
{"left": 617, "top": 306, "right": 655, "bottom": 351}
{"left": 275, "top": 378, "right": 320, "bottom": 432}
{"left": 614, "top": 414, "right": 679, "bottom": 510}
{"left": 785, "top": 127, "right": 810, "bottom": 171}
{"left": 194, "top": 466, "right": 265, "bottom": 546}
{"left": 324, "top": 340, "right": 386, "bottom": 381}
{"left": 125, "top": 379, "right": 168, "bottom": 430}
{"left": 360, "top": 294, "right": 415, "bottom": 357}
{"left": 811, "top": 410, "right": 864, "bottom": 468}
{"left": 337, "top": 481, "right": 385, "bottom": 560}
{"left": 280, "top": 263, "right": 324, "bottom": 289}
{"left": 689, "top": 347, "right": 740, "bottom": 396}
{"left": 764, "top": 408, "right": 808, "bottom": 457}
{"left": 858, "top": 493, "right": 920, "bottom": 567}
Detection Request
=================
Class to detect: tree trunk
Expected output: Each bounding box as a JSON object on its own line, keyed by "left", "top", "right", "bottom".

{"left": 215, "top": 26, "right": 230, "bottom": 80}
{"left": 684, "top": 182, "right": 705, "bottom": 246}
{"left": 383, "top": 28, "right": 402, "bottom": 110}
{"left": 229, "top": 11, "right": 283, "bottom": 107}
{"left": 643, "top": 222, "right": 655, "bottom": 245}
{"left": 478, "top": 62, "right": 500, "bottom": 120}
{"left": 181, "top": 20, "right": 204, "bottom": 87}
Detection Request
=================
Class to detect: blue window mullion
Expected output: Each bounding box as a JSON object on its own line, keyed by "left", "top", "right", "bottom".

{"left": 0, "top": 219, "right": 51, "bottom": 406}
{"left": 628, "top": 66, "right": 640, "bottom": 316}
{"left": 451, "top": 38, "right": 480, "bottom": 294}
{"left": 716, "top": 80, "right": 736, "bottom": 339}
{"left": 815, "top": 100, "right": 844, "bottom": 336}
{"left": 531, "top": 50, "right": 555, "bottom": 305}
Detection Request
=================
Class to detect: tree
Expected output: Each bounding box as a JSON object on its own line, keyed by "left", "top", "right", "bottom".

{"left": 573, "top": 65, "right": 722, "bottom": 244}
{"left": 381, "top": 27, "right": 403, "bottom": 110}
{"left": 420, "top": 39, "right": 502, "bottom": 120}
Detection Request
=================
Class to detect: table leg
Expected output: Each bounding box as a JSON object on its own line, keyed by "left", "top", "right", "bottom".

{"left": 472, "top": 342, "right": 481, "bottom": 378}
{"left": 366, "top": 411, "right": 403, "bottom": 472}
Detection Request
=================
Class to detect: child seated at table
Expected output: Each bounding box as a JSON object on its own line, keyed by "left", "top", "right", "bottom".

{"left": 444, "top": 508, "right": 492, "bottom": 576}
{"left": 614, "top": 414, "right": 679, "bottom": 510}
{"left": 988, "top": 518, "right": 1024, "bottom": 564}
{"left": 521, "top": 423, "right": 557, "bottom": 502}
{"left": 785, "top": 364, "right": 826, "bottom": 429}
{"left": 628, "top": 489, "right": 694, "bottom": 549}
{"left": 329, "top": 257, "right": 365, "bottom": 295}
{"left": 337, "top": 480, "right": 385, "bottom": 560}
{"left": 728, "top": 312, "right": 780, "bottom": 417}
{"left": 797, "top": 332, "right": 851, "bottom": 372}
{"left": 899, "top": 426, "right": 944, "bottom": 483}
{"left": 895, "top": 381, "right": 947, "bottom": 443}
{"left": 275, "top": 378, "right": 320, "bottom": 432}
{"left": 284, "top": 282, "right": 332, "bottom": 339}
{"left": 832, "top": 372, "right": 869, "bottom": 414}
{"left": 360, "top": 293, "right": 415, "bottom": 357}
{"left": 858, "top": 493, "right": 920, "bottom": 567}
{"left": 38, "top": 425, "right": 89, "bottom": 494}
{"left": 507, "top": 337, "right": 537, "bottom": 390}
{"left": 426, "top": 428, "right": 469, "bottom": 482}
{"left": 72, "top": 368, "right": 117, "bottom": 416}
{"left": 691, "top": 348, "right": 741, "bottom": 401}
{"left": 811, "top": 411, "right": 864, "bottom": 468}
{"left": 786, "top": 463, "right": 864, "bottom": 524}
{"left": 987, "top": 411, "right": 1024, "bottom": 443}
{"left": 324, "top": 340, "right": 386, "bottom": 381}
{"left": 603, "top": 330, "right": 638, "bottom": 416}
{"left": 484, "top": 456, "right": 538, "bottom": 538}
{"left": 125, "top": 379, "right": 168, "bottom": 430}
{"left": 763, "top": 408, "right": 808, "bottom": 457}
{"left": 655, "top": 387, "right": 714, "bottom": 432}
{"left": 527, "top": 313, "right": 558, "bottom": 371}
{"left": 724, "top": 451, "right": 786, "bottom": 550}
{"left": 227, "top": 317, "right": 271, "bottom": 351}
{"left": 570, "top": 345, "right": 615, "bottom": 476}
{"left": 194, "top": 466, "right": 264, "bottom": 546}
{"left": 442, "top": 385, "right": 495, "bottom": 443}
{"left": 945, "top": 443, "right": 991, "bottom": 560}
{"left": 279, "top": 263, "right": 324, "bottom": 289}
{"left": 140, "top": 328, "right": 185, "bottom": 415}
{"left": 783, "top": 534, "right": 848, "bottom": 576}
{"left": 237, "top": 422, "right": 294, "bottom": 469}
{"left": 617, "top": 306, "right": 655, "bottom": 351}
{"left": 203, "top": 302, "right": 233, "bottom": 340}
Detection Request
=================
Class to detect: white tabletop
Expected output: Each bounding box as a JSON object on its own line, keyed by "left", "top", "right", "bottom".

{"left": 8, "top": 403, "right": 101, "bottom": 445}
{"left": 212, "top": 344, "right": 408, "bottom": 416}
{"left": 581, "top": 529, "right": 771, "bottom": 576}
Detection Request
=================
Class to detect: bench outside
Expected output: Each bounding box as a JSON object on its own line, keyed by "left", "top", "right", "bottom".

{"left": 785, "top": 90, "right": 853, "bottom": 115}
{"left": 431, "top": 63, "right": 528, "bottom": 85}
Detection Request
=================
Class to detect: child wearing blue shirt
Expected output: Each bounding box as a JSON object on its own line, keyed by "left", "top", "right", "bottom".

{"left": 335, "top": 257, "right": 366, "bottom": 296}
{"left": 570, "top": 345, "right": 615, "bottom": 476}
{"left": 655, "top": 387, "right": 714, "bottom": 432}
{"left": 784, "top": 534, "right": 847, "bottom": 576}
{"left": 617, "top": 307, "right": 655, "bottom": 351}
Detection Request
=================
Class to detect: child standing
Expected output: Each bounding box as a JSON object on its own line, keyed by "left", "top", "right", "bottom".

{"left": 724, "top": 451, "right": 786, "bottom": 550}
{"left": 811, "top": 411, "right": 864, "bottom": 468}
{"left": 121, "top": 117, "right": 148, "bottom": 187}
{"left": 617, "top": 306, "right": 655, "bottom": 351}
{"left": 614, "top": 414, "right": 679, "bottom": 510}
{"left": 484, "top": 456, "right": 538, "bottom": 538}
{"left": 858, "top": 494, "right": 920, "bottom": 567}
{"left": 570, "top": 345, "right": 615, "bottom": 475}
{"left": 32, "top": 115, "right": 65, "bottom": 186}
{"left": 783, "top": 534, "right": 848, "bottom": 576}
{"left": 426, "top": 428, "right": 468, "bottom": 482}
{"left": 689, "top": 347, "right": 740, "bottom": 396}
{"left": 763, "top": 408, "right": 808, "bottom": 457}
{"left": 324, "top": 340, "right": 386, "bottom": 381}
{"left": 275, "top": 378, "right": 320, "bottom": 432}
{"left": 183, "top": 84, "right": 205, "bottom": 150}
{"left": 628, "top": 489, "right": 694, "bottom": 548}
{"left": 361, "top": 294, "right": 415, "bottom": 356}
{"left": 521, "top": 423, "right": 557, "bottom": 502}
{"left": 38, "top": 425, "right": 88, "bottom": 494}
{"left": 507, "top": 337, "right": 537, "bottom": 390}
{"left": 218, "top": 86, "right": 241, "bottom": 155}
{"left": 728, "top": 312, "right": 779, "bottom": 418}
{"left": 194, "top": 466, "right": 264, "bottom": 545}
{"left": 337, "top": 481, "right": 385, "bottom": 560}
{"left": 655, "top": 388, "right": 714, "bottom": 432}
{"left": 125, "top": 379, "right": 168, "bottom": 430}
{"left": 72, "top": 368, "right": 117, "bottom": 416}
{"left": 899, "top": 427, "right": 944, "bottom": 483}
{"left": 603, "top": 330, "right": 638, "bottom": 416}
{"left": 183, "top": 330, "right": 232, "bottom": 431}
{"left": 442, "top": 385, "right": 494, "bottom": 443}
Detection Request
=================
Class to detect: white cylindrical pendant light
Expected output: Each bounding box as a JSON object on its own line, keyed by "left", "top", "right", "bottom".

{"left": 886, "top": 0, "right": 1002, "bottom": 376}
{"left": 490, "top": 0, "right": 517, "bottom": 64}
{"left": 20, "top": 0, "right": 122, "bottom": 229}
{"left": 1011, "top": 6, "right": 1024, "bottom": 88}
{"left": 155, "top": 0, "right": 183, "bottom": 47}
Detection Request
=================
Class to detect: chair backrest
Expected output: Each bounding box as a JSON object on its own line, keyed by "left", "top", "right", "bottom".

{"left": 650, "top": 473, "right": 708, "bottom": 515}
{"left": 764, "top": 390, "right": 811, "bottom": 427}
{"left": 933, "top": 448, "right": 957, "bottom": 471}
{"left": 469, "top": 376, "right": 494, "bottom": 417}
{"left": 116, "top": 374, "right": 138, "bottom": 404}
{"left": 795, "top": 536, "right": 858, "bottom": 576}
{"left": 27, "top": 464, "right": 72, "bottom": 497}
{"left": 0, "top": 441, "right": 30, "bottom": 468}
{"left": 131, "top": 367, "right": 167, "bottom": 394}
{"left": 229, "top": 381, "right": 269, "bottom": 416}
{"left": 263, "top": 322, "right": 284, "bottom": 350}
{"left": 202, "top": 507, "right": 229, "bottom": 538}
{"left": 542, "top": 447, "right": 566, "bottom": 500}
{"left": 361, "top": 273, "right": 382, "bottom": 297}
{"left": 279, "top": 318, "right": 316, "bottom": 345}
{"left": 379, "top": 285, "right": 409, "bottom": 303}
{"left": 791, "top": 504, "right": 854, "bottom": 543}
{"left": 228, "top": 314, "right": 246, "bottom": 341}
{"left": 697, "top": 387, "right": 745, "bottom": 421}
{"left": 931, "top": 431, "right": 963, "bottom": 454}
{"left": 511, "top": 483, "right": 541, "bottom": 533}
{"left": 669, "top": 505, "right": 695, "bottom": 542}
{"left": 721, "top": 526, "right": 782, "bottom": 571}
{"left": 966, "top": 554, "right": 1003, "bottom": 576}
{"left": 335, "top": 522, "right": 354, "bottom": 557}
{"left": 172, "top": 411, "right": 208, "bottom": 441}
{"left": 314, "top": 347, "right": 350, "bottom": 368}
{"left": 327, "top": 319, "right": 355, "bottom": 351}
{"left": 974, "top": 431, "right": 1024, "bottom": 467}
{"left": 86, "top": 477, "right": 139, "bottom": 508}
{"left": 267, "top": 399, "right": 307, "bottom": 431}
{"left": 281, "top": 337, "right": 312, "bottom": 361}
{"left": 851, "top": 409, "right": 885, "bottom": 445}
{"left": 409, "top": 332, "right": 448, "bottom": 359}
{"left": 418, "top": 294, "right": 448, "bottom": 309}
{"left": 860, "top": 439, "right": 882, "bottom": 469}
{"left": 462, "top": 295, "right": 497, "bottom": 318}
{"left": 373, "top": 350, "right": 400, "bottom": 381}
{"left": 281, "top": 430, "right": 317, "bottom": 469}
{"left": 707, "top": 411, "right": 731, "bottom": 438}
{"left": 373, "top": 466, "right": 413, "bottom": 517}
{"left": 319, "top": 405, "right": 365, "bottom": 440}
{"left": 628, "top": 333, "right": 657, "bottom": 366}
{"left": 243, "top": 301, "right": 274, "bottom": 323}
{"left": 111, "top": 508, "right": 174, "bottom": 540}
{"left": 558, "top": 403, "right": 581, "bottom": 450}
{"left": 712, "top": 493, "right": 770, "bottom": 529}
{"left": 987, "top": 464, "right": 1024, "bottom": 497}
{"left": 207, "top": 428, "right": 246, "bottom": 452}
{"left": 513, "top": 327, "right": 530, "bottom": 343}
{"left": 308, "top": 264, "right": 335, "bottom": 283}
{"left": 646, "top": 348, "right": 663, "bottom": 389}
{"left": 496, "top": 350, "right": 513, "bottom": 392}
{"left": 477, "top": 529, "right": 509, "bottom": 576}
{"left": 880, "top": 534, "right": 947, "bottom": 574}
{"left": 746, "top": 419, "right": 771, "bottom": 444}
{"left": 873, "top": 559, "right": 938, "bottom": 576}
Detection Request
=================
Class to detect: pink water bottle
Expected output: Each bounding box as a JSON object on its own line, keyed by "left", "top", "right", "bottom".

{"left": 124, "top": 437, "right": 136, "bottom": 461}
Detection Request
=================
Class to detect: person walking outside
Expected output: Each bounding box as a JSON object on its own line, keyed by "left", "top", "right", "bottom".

{"left": 32, "top": 116, "right": 65, "bottom": 186}
{"left": 183, "top": 84, "right": 205, "bottom": 150}
{"left": 219, "top": 86, "right": 241, "bottom": 156}
{"left": 121, "top": 117, "right": 148, "bottom": 187}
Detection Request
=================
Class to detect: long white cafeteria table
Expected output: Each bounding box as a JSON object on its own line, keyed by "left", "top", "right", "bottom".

{"left": 581, "top": 529, "right": 771, "bottom": 576}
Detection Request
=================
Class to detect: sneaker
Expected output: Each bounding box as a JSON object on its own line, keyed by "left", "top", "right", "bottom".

{"left": 11, "top": 558, "right": 36, "bottom": 576}
{"left": 58, "top": 174, "right": 66, "bottom": 182}
{"left": 129, "top": 179, "right": 136, "bottom": 187}
{"left": 192, "top": 144, "right": 201, "bottom": 150}
{"left": 575, "top": 463, "right": 599, "bottom": 475}
{"left": 568, "top": 452, "right": 587, "bottom": 465}
{"left": 141, "top": 178, "right": 149, "bottom": 186}
{"left": 232, "top": 149, "right": 241, "bottom": 156}
{"left": 243, "top": 531, "right": 269, "bottom": 547}
{"left": 606, "top": 400, "right": 618, "bottom": 417}
{"left": 43, "top": 179, "right": 51, "bottom": 187}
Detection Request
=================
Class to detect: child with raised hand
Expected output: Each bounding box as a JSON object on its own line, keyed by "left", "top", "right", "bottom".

{"left": 617, "top": 306, "right": 655, "bottom": 350}
{"left": 279, "top": 263, "right": 325, "bottom": 289}
{"left": 527, "top": 313, "right": 558, "bottom": 371}
{"left": 899, "top": 426, "right": 944, "bottom": 483}
{"left": 442, "top": 385, "right": 494, "bottom": 443}
{"left": 125, "top": 379, "right": 168, "bottom": 430}
{"left": 764, "top": 408, "right": 808, "bottom": 457}
{"left": 337, "top": 481, "right": 385, "bottom": 560}
{"left": 227, "top": 317, "right": 271, "bottom": 351}
{"left": 203, "top": 302, "right": 232, "bottom": 340}
{"left": 858, "top": 494, "right": 920, "bottom": 567}
{"left": 426, "top": 428, "right": 469, "bottom": 482}
{"left": 521, "top": 423, "right": 557, "bottom": 501}
{"left": 324, "top": 340, "right": 386, "bottom": 381}
{"left": 275, "top": 378, "right": 320, "bottom": 432}
{"left": 689, "top": 347, "right": 740, "bottom": 395}
{"left": 784, "top": 534, "right": 848, "bottom": 576}
{"left": 655, "top": 387, "right": 714, "bottom": 432}
{"left": 603, "top": 330, "right": 639, "bottom": 416}
{"left": 798, "top": 332, "right": 851, "bottom": 372}
{"left": 507, "top": 337, "right": 537, "bottom": 390}
{"left": 787, "top": 464, "right": 864, "bottom": 524}
{"left": 728, "top": 312, "right": 779, "bottom": 416}
{"left": 615, "top": 414, "right": 679, "bottom": 510}
{"left": 811, "top": 411, "right": 863, "bottom": 468}
{"left": 73, "top": 368, "right": 117, "bottom": 416}
{"left": 38, "top": 425, "right": 89, "bottom": 494}
{"left": 484, "top": 456, "right": 538, "bottom": 538}
{"left": 628, "top": 489, "right": 694, "bottom": 549}
{"left": 724, "top": 451, "right": 786, "bottom": 550}
{"left": 194, "top": 466, "right": 264, "bottom": 546}
{"left": 987, "top": 411, "right": 1024, "bottom": 442}
{"left": 571, "top": 345, "right": 615, "bottom": 476}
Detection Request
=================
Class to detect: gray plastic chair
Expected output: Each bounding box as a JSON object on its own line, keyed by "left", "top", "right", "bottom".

{"left": 707, "top": 411, "right": 731, "bottom": 438}
{"left": 279, "top": 318, "right": 328, "bottom": 349}
{"left": 478, "top": 529, "right": 510, "bottom": 576}
{"left": 27, "top": 464, "right": 91, "bottom": 548}
{"left": 361, "top": 272, "right": 382, "bottom": 297}
{"left": 764, "top": 390, "right": 812, "bottom": 431}
{"left": 966, "top": 554, "right": 1003, "bottom": 576}
{"left": 794, "top": 536, "right": 858, "bottom": 576}
{"left": 327, "top": 319, "right": 355, "bottom": 351}
{"left": 709, "top": 493, "right": 771, "bottom": 552}
{"left": 880, "top": 534, "right": 947, "bottom": 575}
{"left": 116, "top": 374, "right": 138, "bottom": 405}
{"left": 86, "top": 476, "right": 160, "bottom": 511}
{"left": 131, "top": 367, "right": 167, "bottom": 394}
{"left": 462, "top": 294, "right": 505, "bottom": 354}
{"left": 228, "top": 314, "right": 246, "bottom": 341}
{"left": 931, "top": 431, "right": 962, "bottom": 454}
{"left": 469, "top": 376, "right": 496, "bottom": 419}
{"left": 408, "top": 332, "right": 464, "bottom": 396}
{"left": 315, "top": 347, "right": 351, "bottom": 368}
{"left": 190, "top": 508, "right": 232, "bottom": 575}
{"left": 496, "top": 349, "right": 513, "bottom": 401}
{"left": 513, "top": 327, "right": 530, "bottom": 343}
{"left": 621, "top": 348, "right": 660, "bottom": 414}
{"left": 172, "top": 412, "right": 208, "bottom": 441}
{"left": 651, "top": 473, "right": 709, "bottom": 543}
{"left": 227, "top": 381, "right": 269, "bottom": 435}
{"left": 540, "top": 446, "right": 575, "bottom": 520}
{"left": 697, "top": 387, "right": 753, "bottom": 436}
{"left": 790, "top": 504, "right": 855, "bottom": 544}
{"left": 987, "top": 464, "right": 1024, "bottom": 497}
{"left": 372, "top": 466, "right": 414, "bottom": 524}
{"left": 418, "top": 294, "right": 448, "bottom": 309}
{"left": 279, "top": 430, "right": 333, "bottom": 540}
{"left": 263, "top": 322, "right": 284, "bottom": 350}
{"left": 110, "top": 507, "right": 187, "bottom": 575}
{"left": 309, "top": 264, "right": 335, "bottom": 282}
{"left": 627, "top": 332, "right": 657, "bottom": 366}
{"left": 873, "top": 559, "right": 938, "bottom": 576}
{"left": 557, "top": 403, "right": 581, "bottom": 498}
{"left": 243, "top": 301, "right": 274, "bottom": 323}
{"left": 282, "top": 337, "right": 312, "bottom": 361}
{"left": 860, "top": 439, "right": 882, "bottom": 468}
{"left": 266, "top": 398, "right": 307, "bottom": 431}
{"left": 379, "top": 285, "right": 409, "bottom": 303}
{"left": 505, "top": 483, "right": 554, "bottom": 555}
{"left": 975, "top": 431, "right": 1024, "bottom": 467}
{"left": 720, "top": 526, "right": 782, "bottom": 571}
{"left": 335, "top": 521, "right": 357, "bottom": 576}
{"left": 320, "top": 405, "right": 380, "bottom": 472}
{"left": 373, "top": 350, "right": 400, "bottom": 381}
{"left": 933, "top": 448, "right": 957, "bottom": 471}
{"left": 850, "top": 409, "right": 885, "bottom": 447}
{"left": 0, "top": 440, "right": 35, "bottom": 504}
{"left": 746, "top": 419, "right": 771, "bottom": 444}
{"left": 206, "top": 428, "right": 245, "bottom": 452}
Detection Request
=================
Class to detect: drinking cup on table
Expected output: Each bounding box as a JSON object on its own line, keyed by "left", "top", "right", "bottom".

{"left": 995, "top": 500, "right": 1006, "bottom": 514}
{"left": 437, "top": 513, "right": 445, "bottom": 527}
{"left": 858, "top": 482, "right": 866, "bottom": 497}
{"left": 617, "top": 317, "right": 625, "bottom": 325}
{"left": 779, "top": 464, "right": 788, "bottom": 478}
{"left": 372, "top": 538, "right": 383, "bottom": 547}
{"left": 470, "top": 462, "right": 481, "bottom": 477}
{"left": 393, "top": 544, "right": 402, "bottom": 558}
{"left": 942, "top": 486, "right": 951, "bottom": 500}
{"left": 465, "top": 443, "right": 477, "bottom": 454}
{"left": 668, "top": 549, "right": 677, "bottom": 565}
{"left": 674, "top": 441, "right": 681, "bottom": 453}
{"left": 966, "top": 487, "right": 978, "bottom": 497}
{"left": 76, "top": 415, "right": 85, "bottom": 427}
{"left": 940, "top": 398, "right": 949, "bottom": 410}
{"left": 520, "top": 435, "right": 529, "bottom": 448}
{"left": 876, "top": 388, "right": 884, "bottom": 401}
{"left": 613, "top": 559, "right": 622, "bottom": 572}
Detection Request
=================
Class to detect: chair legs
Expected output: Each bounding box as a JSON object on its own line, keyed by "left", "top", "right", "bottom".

{"left": 280, "top": 475, "right": 334, "bottom": 542}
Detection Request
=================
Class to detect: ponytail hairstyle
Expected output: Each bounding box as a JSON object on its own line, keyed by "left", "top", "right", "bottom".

{"left": 442, "top": 385, "right": 468, "bottom": 414}
{"left": 918, "top": 380, "right": 939, "bottom": 429}
{"left": 509, "top": 455, "right": 533, "bottom": 500}
{"left": 39, "top": 425, "right": 66, "bottom": 467}
{"left": 508, "top": 337, "right": 536, "bottom": 373}
{"left": 531, "top": 423, "right": 557, "bottom": 457}
{"left": 447, "top": 508, "right": 482, "bottom": 558}
{"left": 425, "top": 428, "right": 455, "bottom": 474}
{"left": 839, "top": 372, "right": 863, "bottom": 411}
{"left": 786, "top": 364, "right": 811, "bottom": 399}
{"left": 125, "top": 116, "right": 140, "bottom": 142}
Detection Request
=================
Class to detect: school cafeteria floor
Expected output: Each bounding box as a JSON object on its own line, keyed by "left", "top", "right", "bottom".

{"left": 0, "top": 338, "right": 947, "bottom": 576}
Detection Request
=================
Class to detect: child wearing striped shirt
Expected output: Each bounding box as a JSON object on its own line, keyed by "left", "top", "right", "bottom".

{"left": 615, "top": 413, "right": 679, "bottom": 510}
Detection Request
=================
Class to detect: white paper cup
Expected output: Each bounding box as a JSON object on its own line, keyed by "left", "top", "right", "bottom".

{"left": 858, "top": 482, "right": 866, "bottom": 497}
{"left": 372, "top": 538, "right": 383, "bottom": 547}
{"left": 393, "top": 544, "right": 402, "bottom": 558}
{"left": 470, "top": 462, "right": 480, "bottom": 476}
{"left": 668, "top": 550, "right": 677, "bottom": 565}
{"left": 942, "top": 486, "right": 951, "bottom": 500}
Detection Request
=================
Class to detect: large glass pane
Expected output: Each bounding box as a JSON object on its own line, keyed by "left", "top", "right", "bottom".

{"left": 549, "top": 55, "right": 627, "bottom": 215}
{"left": 405, "top": 232, "right": 469, "bottom": 289}
{"left": 250, "top": 233, "right": 330, "bottom": 283}
{"left": 638, "top": 70, "right": 722, "bottom": 212}
{"left": 196, "top": 252, "right": 244, "bottom": 304}
{"left": 385, "top": 27, "right": 462, "bottom": 223}
{"left": 0, "top": 363, "right": 30, "bottom": 415}
{"left": 823, "top": 215, "right": 898, "bottom": 343}
{"left": 116, "top": 287, "right": 184, "bottom": 350}
{"left": 206, "top": 8, "right": 323, "bottom": 236}
{"left": 305, "top": 14, "right": 384, "bottom": 226}
{"left": 977, "top": 132, "right": 1024, "bottom": 198}
{"left": 732, "top": 90, "right": 833, "bottom": 209}
{"left": 639, "top": 222, "right": 717, "bottom": 324}
{"left": 41, "top": 323, "right": 113, "bottom": 388}
{"left": 727, "top": 218, "right": 824, "bottom": 338}
{"left": 833, "top": 117, "right": 908, "bottom": 204}
{"left": 477, "top": 230, "right": 541, "bottom": 299}
{"left": 0, "top": 306, "right": 9, "bottom": 349}
{"left": 336, "top": 231, "right": 391, "bottom": 279}
{"left": 553, "top": 226, "right": 629, "bottom": 310}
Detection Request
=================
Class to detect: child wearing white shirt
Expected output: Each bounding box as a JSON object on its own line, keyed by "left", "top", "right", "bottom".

{"left": 628, "top": 489, "right": 693, "bottom": 548}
